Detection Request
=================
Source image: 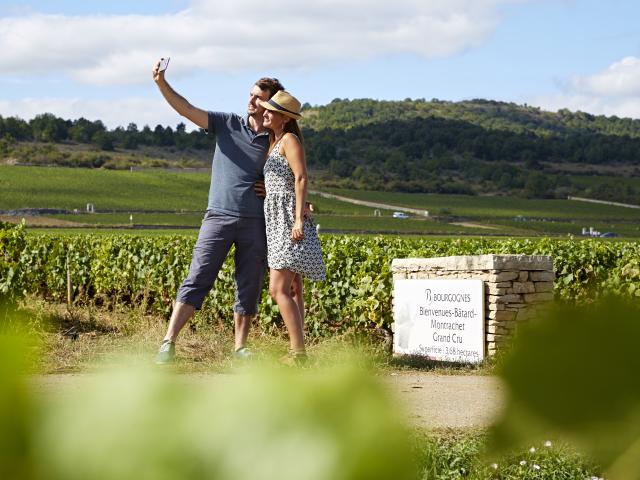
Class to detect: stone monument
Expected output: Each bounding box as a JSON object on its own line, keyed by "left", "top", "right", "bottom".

{"left": 392, "top": 254, "right": 554, "bottom": 357}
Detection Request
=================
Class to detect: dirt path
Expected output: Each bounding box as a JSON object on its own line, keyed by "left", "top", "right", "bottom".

{"left": 0, "top": 214, "right": 83, "bottom": 227}
{"left": 309, "top": 190, "right": 430, "bottom": 217}
{"left": 382, "top": 372, "right": 504, "bottom": 429}
{"left": 449, "top": 222, "right": 500, "bottom": 230}
{"left": 29, "top": 371, "right": 503, "bottom": 429}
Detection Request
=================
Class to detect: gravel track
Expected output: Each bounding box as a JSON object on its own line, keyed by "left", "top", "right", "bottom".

{"left": 30, "top": 371, "right": 504, "bottom": 429}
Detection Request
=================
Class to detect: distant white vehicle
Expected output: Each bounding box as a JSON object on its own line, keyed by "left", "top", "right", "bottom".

{"left": 392, "top": 211, "right": 409, "bottom": 219}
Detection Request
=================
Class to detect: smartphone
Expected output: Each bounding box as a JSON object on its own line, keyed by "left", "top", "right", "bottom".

{"left": 158, "top": 57, "right": 170, "bottom": 72}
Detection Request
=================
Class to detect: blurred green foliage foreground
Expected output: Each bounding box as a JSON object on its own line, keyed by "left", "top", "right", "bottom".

{"left": 0, "top": 314, "right": 415, "bottom": 480}
{"left": 490, "top": 298, "right": 640, "bottom": 479}
{"left": 3, "top": 297, "right": 639, "bottom": 479}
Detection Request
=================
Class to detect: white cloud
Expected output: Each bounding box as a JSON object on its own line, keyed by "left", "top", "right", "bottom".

{"left": 569, "top": 56, "right": 640, "bottom": 97}
{"left": 0, "top": 97, "right": 187, "bottom": 130}
{"left": 0, "top": 0, "right": 522, "bottom": 86}
{"left": 528, "top": 93, "right": 640, "bottom": 119}
{"left": 526, "top": 56, "right": 640, "bottom": 119}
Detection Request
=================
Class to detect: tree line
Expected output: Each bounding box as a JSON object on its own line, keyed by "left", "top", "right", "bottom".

{"left": 1, "top": 99, "right": 639, "bottom": 202}
{"left": 0, "top": 113, "right": 211, "bottom": 151}
{"left": 3, "top": 98, "right": 640, "bottom": 161}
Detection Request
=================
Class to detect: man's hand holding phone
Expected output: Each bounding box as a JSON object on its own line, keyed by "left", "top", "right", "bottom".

{"left": 158, "top": 57, "right": 170, "bottom": 72}
{"left": 153, "top": 57, "right": 170, "bottom": 82}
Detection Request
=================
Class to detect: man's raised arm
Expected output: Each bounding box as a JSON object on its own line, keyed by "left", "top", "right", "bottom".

{"left": 152, "top": 59, "right": 208, "bottom": 130}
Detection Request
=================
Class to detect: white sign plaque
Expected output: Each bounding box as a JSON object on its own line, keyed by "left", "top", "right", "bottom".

{"left": 393, "top": 279, "right": 485, "bottom": 363}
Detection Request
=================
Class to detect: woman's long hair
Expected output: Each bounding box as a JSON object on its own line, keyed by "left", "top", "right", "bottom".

{"left": 269, "top": 118, "right": 305, "bottom": 153}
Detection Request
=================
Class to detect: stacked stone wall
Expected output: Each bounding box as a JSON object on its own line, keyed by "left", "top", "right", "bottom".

{"left": 391, "top": 254, "right": 554, "bottom": 356}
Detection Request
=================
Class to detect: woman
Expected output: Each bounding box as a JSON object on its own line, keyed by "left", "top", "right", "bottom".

{"left": 259, "top": 90, "right": 326, "bottom": 364}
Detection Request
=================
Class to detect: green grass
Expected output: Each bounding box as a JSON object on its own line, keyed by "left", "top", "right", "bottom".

{"left": 42, "top": 212, "right": 522, "bottom": 236}
{"left": 486, "top": 218, "right": 640, "bottom": 236}
{"left": 0, "top": 165, "right": 210, "bottom": 211}
{"left": 325, "top": 188, "right": 640, "bottom": 221}
{"left": 27, "top": 228, "right": 200, "bottom": 236}
{"left": 55, "top": 213, "right": 494, "bottom": 234}
{"left": 47, "top": 212, "right": 205, "bottom": 226}
{"left": 315, "top": 215, "right": 507, "bottom": 235}
{"left": 3, "top": 165, "right": 638, "bottom": 237}
{"left": 17, "top": 298, "right": 489, "bottom": 376}
{"left": 33, "top": 214, "right": 639, "bottom": 238}
{"left": 307, "top": 193, "right": 376, "bottom": 215}
{"left": 412, "top": 431, "right": 601, "bottom": 479}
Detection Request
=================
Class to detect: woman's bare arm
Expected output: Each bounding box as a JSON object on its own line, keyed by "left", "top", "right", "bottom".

{"left": 282, "top": 133, "right": 308, "bottom": 241}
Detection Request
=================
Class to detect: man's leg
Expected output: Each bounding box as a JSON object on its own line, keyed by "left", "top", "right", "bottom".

{"left": 163, "top": 301, "right": 196, "bottom": 342}
{"left": 233, "top": 217, "right": 267, "bottom": 352}
{"left": 157, "top": 212, "right": 234, "bottom": 361}
{"left": 234, "top": 312, "right": 252, "bottom": 350}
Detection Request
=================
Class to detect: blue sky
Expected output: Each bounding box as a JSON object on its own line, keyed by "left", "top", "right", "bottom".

{"left": 1, "top": 0, "right": 639, "bottom": 130}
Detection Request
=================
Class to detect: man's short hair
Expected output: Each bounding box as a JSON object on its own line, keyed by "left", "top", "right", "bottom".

{"left": 255, "top": 78, "right": 284, "bottom": 98}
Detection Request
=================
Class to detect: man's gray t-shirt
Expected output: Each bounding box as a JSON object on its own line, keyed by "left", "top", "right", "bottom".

{"left": 207, "top": 111, "right": 269, "bottom": 217}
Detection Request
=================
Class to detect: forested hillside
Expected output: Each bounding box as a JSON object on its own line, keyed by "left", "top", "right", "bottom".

{"left": 302, "top": 99, "right": 640, "bottom": 201}
{"left": 302, "top": 98, "right": 640, "bottom": 138}
{"left": 1, "top": 98, "right": 639, "bottom": 202}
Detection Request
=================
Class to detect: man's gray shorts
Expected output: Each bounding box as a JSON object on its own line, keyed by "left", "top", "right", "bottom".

{"left": 176, "top": 211, "right": 267, "bottom": 315}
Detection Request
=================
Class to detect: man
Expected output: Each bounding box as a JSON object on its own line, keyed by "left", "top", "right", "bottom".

{"left": 152, "top": 58, "right": 283, "bottom": 363}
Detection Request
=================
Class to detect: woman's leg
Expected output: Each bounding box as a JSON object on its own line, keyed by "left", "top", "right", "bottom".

{"left": 269, "top": 268, "right": 305, "bottom": 352}
{"left": 290, "top": 273, "right": 305, "bottom": 331}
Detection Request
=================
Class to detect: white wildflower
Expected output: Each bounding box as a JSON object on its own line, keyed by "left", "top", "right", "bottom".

{"left": 544, "top": 440, "right": 552, "bottom": 448}
{"left": 529, "top": 447, "right": 536, "bottom": 453}
{"left": 519, "top": 460, "right": 527, "bottom": 466}
{"left": 490, "top": 463, "right": 498, "bottom": 470}
{"left": 532, "top": 464, "right": 541, "bottom": 470}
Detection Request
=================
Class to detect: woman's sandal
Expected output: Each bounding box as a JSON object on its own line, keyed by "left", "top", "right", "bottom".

{"left": 280, "top": 350, "right": 308, "bottom": 367}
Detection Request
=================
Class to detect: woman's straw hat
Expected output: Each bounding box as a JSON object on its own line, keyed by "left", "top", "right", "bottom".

{"left": 259, "top": 90, "right": 302, "bottom": 120}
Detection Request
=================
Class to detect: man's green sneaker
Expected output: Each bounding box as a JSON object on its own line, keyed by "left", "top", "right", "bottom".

{"left": 155, "top": 340, "right": 175, "bottom": 364}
